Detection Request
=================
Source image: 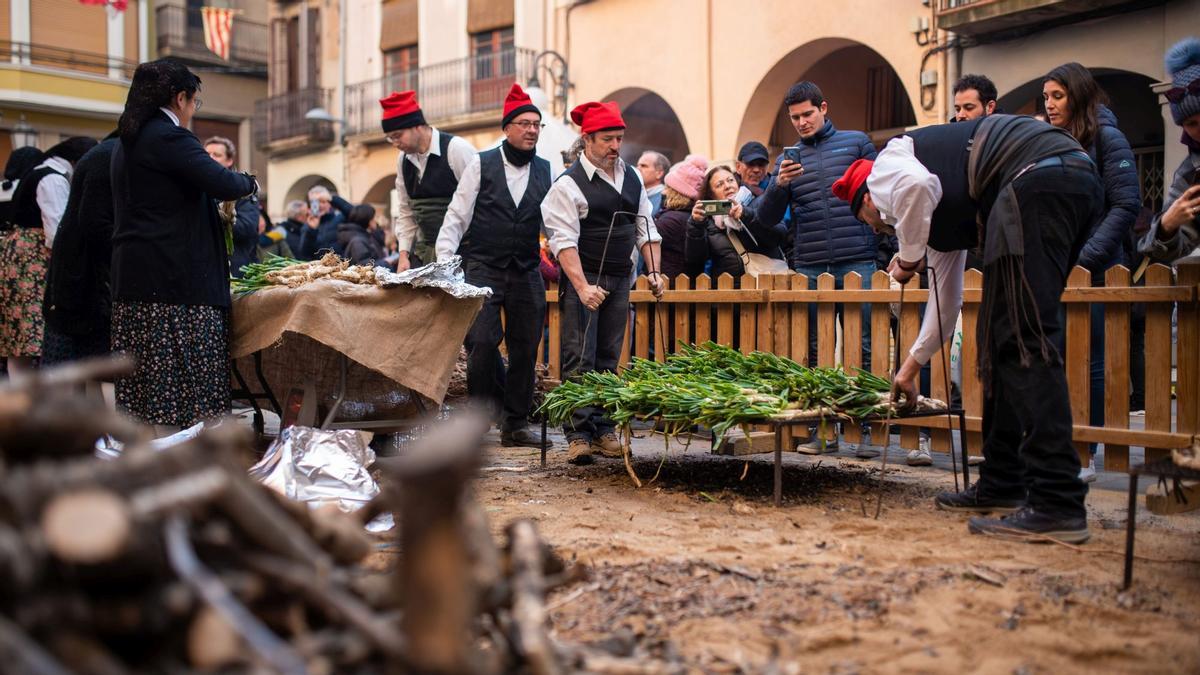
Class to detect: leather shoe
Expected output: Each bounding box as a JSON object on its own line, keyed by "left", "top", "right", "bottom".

{"left": 501, "top": 426, "right": 542, "bottom": 447}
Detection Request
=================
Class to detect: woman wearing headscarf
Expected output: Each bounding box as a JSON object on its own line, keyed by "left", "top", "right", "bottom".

{"left": 110, "top": 59, "right": 257, "bottom": 432}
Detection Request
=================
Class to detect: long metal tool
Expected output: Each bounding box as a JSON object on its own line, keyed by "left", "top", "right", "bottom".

{"left": 927, "top": 263, "right": 963, "bottom": 492}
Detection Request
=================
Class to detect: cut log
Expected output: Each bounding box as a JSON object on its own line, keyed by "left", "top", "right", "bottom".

{"left": 186, "top": 607, "right": 244, "bottom": 670}
{"left": 40, "top": 490, "right": 131, "bottom": 565}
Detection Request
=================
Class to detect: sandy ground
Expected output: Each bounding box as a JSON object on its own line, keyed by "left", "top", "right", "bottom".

{"left": 471, "top": 428, "right": 1200, "bottom": 674}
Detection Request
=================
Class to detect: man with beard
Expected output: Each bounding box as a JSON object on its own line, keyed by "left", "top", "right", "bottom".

{"left": 385, "top": 90, "right": 476, "bottom": 270}
{"left": 436, "top": 84, "right": 550, "bottom": 446}
{"left": 541, "top": 101, "right": 665, "bottom": 465}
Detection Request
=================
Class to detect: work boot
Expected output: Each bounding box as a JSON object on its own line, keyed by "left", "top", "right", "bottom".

{"left": 501, "top": 426, "right": 542, "bottom": 448}
{"left": 566, "top": 438, "right": 593, "bottom": 465}
{"left": 591, "top": 432, "right": 625, "bottom": 458}
{"left": 934, "top": 483, "right": 1024, "bottom": 514}
{"left": 967, "top": 506, "right": 1090, "bottom": 544}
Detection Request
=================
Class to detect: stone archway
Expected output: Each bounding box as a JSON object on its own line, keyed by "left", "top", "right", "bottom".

{"left": 363, "top": 173, "right": 398, "bottom": 223}
{"left": 737, "top": 38, "right": 919, "bottom": 159}
{"left": 601, "top": 87, "right": 690, "bottom": 166}
{"left": 283, "top": 174, "right": 339, "bottom": 207}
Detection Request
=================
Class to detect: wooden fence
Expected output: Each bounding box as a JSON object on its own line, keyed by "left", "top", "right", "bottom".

{"left": 533, "top": 264, "right": 1200, "bottom": 471}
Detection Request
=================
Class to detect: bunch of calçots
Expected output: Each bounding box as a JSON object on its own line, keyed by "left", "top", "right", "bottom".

{"left": 539, "top": 342, "right": 892, "bottom": 439}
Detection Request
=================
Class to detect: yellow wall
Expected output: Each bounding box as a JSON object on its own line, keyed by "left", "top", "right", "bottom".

{"left": 32, "top": 0, "right": 108, "bottom": 62}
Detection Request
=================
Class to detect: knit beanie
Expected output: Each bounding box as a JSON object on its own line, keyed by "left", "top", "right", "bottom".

{"left": 1166, "top": 36, "right": 1200, "bottom": 124}
{"left": 663, "top": 154, "right": 708, "bottom": 200}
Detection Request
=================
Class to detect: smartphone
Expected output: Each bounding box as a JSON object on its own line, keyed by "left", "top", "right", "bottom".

{"left": 309, "top": 198, "right": 320, "bottom": 215}
{"left": 783, "top": 146, "right": 803, "bottom": 167}
{"left": 698, "top": 200, "right": 733, "bottom": 216}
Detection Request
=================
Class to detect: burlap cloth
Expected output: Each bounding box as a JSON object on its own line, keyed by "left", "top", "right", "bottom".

{"left": 230, "top": 281, "right": 483, "bottom": 417}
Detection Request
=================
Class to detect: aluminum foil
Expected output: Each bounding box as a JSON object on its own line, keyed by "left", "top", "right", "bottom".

{"left": 249, "top": 425, "right": 393, "bottom": 531}
{"left": 94, "top": 421, "right": 205, "bottom": 460}
{"left": 376, "top": 254, "right": 492, "bottom": 299}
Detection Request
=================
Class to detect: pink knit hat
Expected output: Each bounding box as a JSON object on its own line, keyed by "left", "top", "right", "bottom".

{"left": 663, "top": 154, "right": 708, "bottom": 200}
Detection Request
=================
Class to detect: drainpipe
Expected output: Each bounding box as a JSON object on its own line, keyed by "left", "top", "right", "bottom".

{"left": 338, "top": 0, "right": 348, "bottom": 197}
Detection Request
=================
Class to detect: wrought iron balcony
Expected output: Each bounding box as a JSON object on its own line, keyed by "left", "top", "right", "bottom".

{"left": 156, "top": 4, "right": 267, "bottom": 70}
{"left": 253, "top": 88, "right": 334, "bottom": 150}
{"left": 0, "top": 40, "right": 137, "bottom": 79}
{"left": 934, "top": 0, "right": 1156, "bottom": 38}
{"left": 344, "top": 47, "right": 537, "bottom": 137}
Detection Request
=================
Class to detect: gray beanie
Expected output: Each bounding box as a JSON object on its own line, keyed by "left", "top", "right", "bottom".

{"left": 1165, "top": 36, "right": 1200, "bottom": 124}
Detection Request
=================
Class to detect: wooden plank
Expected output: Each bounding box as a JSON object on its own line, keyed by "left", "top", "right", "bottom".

{"left": 739, "top": 274, "right": 757, "bottom": 354}
{"left": 1064, "top": 266, "right": 1092, "bottom": 464}
{"left": 652, "top": 280, "right": 667, "bottom": 364}
{"left": 694, "top": 274, "right": 712, "bottom": 346}
{"left": 772, "top": 273, "right": 791, "bottom": 358}
{"left": 841, "top": 272, "right": 863, "bottom": 445}
{"left": 1103, "top": 266, "right": 1131, "bottom": 471}
{"left": 634, "top": 276, "right": 650, "bottom": 360}
{"left": 765, "top": 285, "right": 1194, "bottom": 304}
{"left": 716, "top": 274, "right": 735, "bottom": 347}
{"left": 628, "top": 289, "right": 767, "bottom": 302}
{"left": 791, "top": 273, "right": 809, "bottom": 367}
{"left": 1177, "top": 264, "right": 1200, "bottom": 443}
{"left": 756, "top": 274, "right": 775, "bottom": 357}
{"left": 674, "top": 274, "right": 691, "bottom": 352}
{"left": 961, "top": 269, "right": 983, "bottom": 457}
{"left": 898, "top": 276, "right": 921, "bottom": 451}
{"left": 816, "top": 273, "right": 836, "bottom": 367}
{"left": 881, "top": 418, "right": 1193, "bottom": 449}
{"left": 869, "top": 271, "right": 892, "bottom": 441}
{"left": 1143, "top": 264, "right": 1173, "bottom": 463}
{"left": 547, "top": 282, "right": 561, "bottom": 380}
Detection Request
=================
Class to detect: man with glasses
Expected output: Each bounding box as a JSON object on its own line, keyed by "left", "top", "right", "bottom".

{"left": 383, "top": 90, "right": 476, "bottom": 270}
{"left": 436, "top": 85, "right": 550, "bottom": 445}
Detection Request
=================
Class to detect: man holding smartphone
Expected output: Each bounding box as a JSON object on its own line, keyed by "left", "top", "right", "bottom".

{"left": 752, "top": 80, "right": 880, "bottom": 455}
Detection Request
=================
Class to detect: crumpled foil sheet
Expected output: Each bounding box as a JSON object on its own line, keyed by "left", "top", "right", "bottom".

{"left": 376, "top": 254, "right": 492, "bottom": 299}
{"left": 95, "top": 421, "right": 205, "bottom": 459}
{"left": 249, "top": 425, "right": 393, "bottom": 532}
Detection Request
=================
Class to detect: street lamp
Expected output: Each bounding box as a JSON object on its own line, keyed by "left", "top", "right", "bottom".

{"left": 11, "top": 115, "right": 37, "bottom": 149}
{"left": 304, "top": 107, "right": 346, "bottom": 145}
{"left": 527, "top": 50, "right": 572, "bottom": 125}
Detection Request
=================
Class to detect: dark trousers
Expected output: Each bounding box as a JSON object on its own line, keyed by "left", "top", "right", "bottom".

{"left": 559, "top": 272, "right": 630, "bottom": 441}
{"left": 976, "top": 163, "right": 1102, "bottom": 519}
{"left": 464, "top": 261, "right": 546, "bottom": 432}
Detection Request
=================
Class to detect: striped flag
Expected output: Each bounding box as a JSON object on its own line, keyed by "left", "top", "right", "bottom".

{"left": 200, "top": 6, "right": 235, "bottom": 61}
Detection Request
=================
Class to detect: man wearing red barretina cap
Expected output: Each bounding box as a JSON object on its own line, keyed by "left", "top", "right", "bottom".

{"left": 381, "top": 90, "right": 476, "bottom": 270}
{"left": 833, "top": 114, "right": 1103, "bottom": 544}
{"left": 541, "top": 101, "right": 665, "bottom": 465}
{"left": 434, "top": 84, "right": 550, "bottom": 446}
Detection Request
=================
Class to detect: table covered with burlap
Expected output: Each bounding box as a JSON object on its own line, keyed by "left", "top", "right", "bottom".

{"left": 230, "top": 280, "right": 483, "bottom": 420}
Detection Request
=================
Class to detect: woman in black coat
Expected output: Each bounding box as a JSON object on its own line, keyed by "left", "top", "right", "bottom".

{"left": 110, "top": 59, "right": 257, "bottom": 432}
{"left": 337, "top": 203, "right": 386, "bottom": 266}
{"left": 684, "top": 165, "right": 787, "bottom": 280}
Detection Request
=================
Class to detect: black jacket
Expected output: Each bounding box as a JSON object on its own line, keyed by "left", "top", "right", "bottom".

{"left": 281, "top": 218, "right": 318, "bottom": 260}
{"left": 685, "top": 210, "right": 788, "bottom": 278}
{"left": 1079, "top": 105, "right": 1140, "bottom": 275}
{"left": 336, "top": 221, "right": 385, "bottom": 266}
{"left": 229, "top": 195, "right": 261, "bottom": 277}
{"left": 111, "top": 112, "right": 257, "bottom": 307}
{"left": 44, "top": 137, "right": 117, "bottom": 336}
{"left": 314, "top": 194, "right": 354, "bottom": 257}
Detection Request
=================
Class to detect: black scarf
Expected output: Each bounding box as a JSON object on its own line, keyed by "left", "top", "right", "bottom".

{"left": 501, "top": 140, "right": 536, "bottom": 167}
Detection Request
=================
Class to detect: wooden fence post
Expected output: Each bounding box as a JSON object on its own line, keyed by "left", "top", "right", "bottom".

{"left": 791, "top": 273, "right": 810, "bottom": 367}
{"left": 1143, "top": 264, "right": 1174, "bottom": 463}
{"left": 961, "top": 269, "right": 984, "bottom": 457}
{"left": 674, "top": 274, "right": 691, "bottom": 355}
{"left": 842, "top": 272, "right": 864, "bottom": 446}
{"left": 898, "top": 276, "right": 921, "bottom": 452}
{"left": 739, "top": 275, "right": 758, "bottom": 354}
{"left": 717, "top": 274, "right": 735, "bottom": 347}
{"left": 1177, "top": 262, "right": 1200, "bottom": 451}
{"left": 1065, "top": 266, "right": 1092, "bottom": 464}
{"left": 869, "top": 271, "right": 892, "bottom": 442}
{"left": 1104, "top": 265, "right": 1132, "bottom": 471}
{"left": 694, "top": 274, "right": 712, "bottom": 345}
{"left": 547, "top": 282, "right": 561, "bottom": 380}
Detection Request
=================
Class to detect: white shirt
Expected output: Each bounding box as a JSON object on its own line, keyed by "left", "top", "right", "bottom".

{"left": 159, "top": 106, "right": 180, "bottom": 126}
{"left": 391, "top": 128, "right": 476, "bottom": 251}
{"left": 541, "top": 153, "right": 660, "bottom": 257}
{"left": 34, "top": 156, "right": 73, "bottom": 248}
{"left": 435, "top": 150, "right": 532, "bottom": 262}
{"left": 868, "top": 136, "right": 966, "bottom": 366}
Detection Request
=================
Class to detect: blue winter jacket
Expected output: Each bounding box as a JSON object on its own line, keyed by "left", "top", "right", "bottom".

{"left": 1078, "top": 105, "right": 1140, "bottom": 276}
{"left": 752, "top": 120, "right": 878, "bottom": 267}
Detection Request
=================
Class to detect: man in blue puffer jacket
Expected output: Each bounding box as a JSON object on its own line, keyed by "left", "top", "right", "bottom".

{"left": 752, "top": 81, "right": 879, "bottom": 454}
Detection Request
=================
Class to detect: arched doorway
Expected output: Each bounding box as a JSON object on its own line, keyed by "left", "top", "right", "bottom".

{"left": 283, "top": 174, "right": 339, "bottom": 207}
{"left": 363, "top": 173, "right": 397, "bottom": 223}
{"left": 601, "top": 87, "right": 689, "bottom": 166}
{"left": 998, "top": 68, "right": 1165, "bottom": 211}
{"left": 738, "top": 39, "right": 918, "bottom": 159}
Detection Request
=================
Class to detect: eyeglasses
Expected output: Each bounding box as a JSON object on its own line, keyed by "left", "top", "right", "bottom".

{"left": 510, "top": 121, "right": 546, "bottom": 130}
{"left": 193, "top": 97, "right": 203, "bottom": 111}
{"left": 1165, "top": 79, "right": 1200, "bottom": 104}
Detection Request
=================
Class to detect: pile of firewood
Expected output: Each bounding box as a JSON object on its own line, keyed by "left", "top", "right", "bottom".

{"left": 0, "top": 357, "right": 675, "bottom": 674}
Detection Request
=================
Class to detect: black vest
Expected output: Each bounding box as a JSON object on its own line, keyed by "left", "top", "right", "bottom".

{"left": 905, "top": 118, "right": 982, "bottom": 253}
{"left": 564, "top": 160, "right": 641, "bottom": 277}
{"left": 459, "top": 147, "right": 550, "bottom": 271}
{"left": 400, "top": 131, "right": 459, "bottom": 199}
{"left": 12, "top": 165, "right": 66, "bottom": 230}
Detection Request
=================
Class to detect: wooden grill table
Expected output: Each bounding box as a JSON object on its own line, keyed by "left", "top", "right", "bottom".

{"left": 229, "top": 279, "right": 483, "bottom": 432}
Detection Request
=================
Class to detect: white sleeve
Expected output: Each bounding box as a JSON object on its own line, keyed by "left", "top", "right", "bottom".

{"left": 634, "top": 185, "right": 661, "bottom": 248}
{"left": 37, "top": 174, "right": 71, "bottom": 248}
{"left": 909, "top": 248, "right": 967, "bottom": 365}
{"left": 541, "top": 179, "right": 584, "bottom": 256}
{"left": 393, "top": 158, "right": 417, "bottom": 252}
{"left": 436, "top": 155, "right": 481, "bottom": 262}
{"left": 892, "top": 172, "right": 942, "bottom": 264}
{"left": 446, "top": 136, "right": 477, "bottom": 182}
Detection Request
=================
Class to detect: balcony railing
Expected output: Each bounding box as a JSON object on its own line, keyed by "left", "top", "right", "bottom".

{"left": 253, "top": 88, "right": 334, "bottom": 149}
{"left": 156, "top": 5, "right": 268, "bottom": 69}
{"left": 344, "top": 47, "right": 536, "bottom": 137}
{"left": 934, "top": 0, "right": 1147, "bottom": 36}
{"left": 0, "top": 40, "right": 137, "bottom": 79}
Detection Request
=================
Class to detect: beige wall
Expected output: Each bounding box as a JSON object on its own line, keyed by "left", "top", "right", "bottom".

{"left": 419, "top": 0, "right": 468, "bottom": 66}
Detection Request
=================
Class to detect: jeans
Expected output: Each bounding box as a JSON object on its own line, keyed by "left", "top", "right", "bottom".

{"left": 794, "top": 260, "right": 875, "bottom": 367}
{"left": 463, "top": 261, "right": 546, "bottom": 432}
{"left": 976, "top": 162, "right": 1101, "bottom": 519}
{"left": 559, "top": 272, "right": 630, "bottom": 441}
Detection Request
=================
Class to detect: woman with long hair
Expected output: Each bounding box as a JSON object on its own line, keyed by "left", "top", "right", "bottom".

{"left": 684, "top": 164, "right": 787, "bottom": 280}
{"left": 110, "top": 59, "right": 257, "bottom": 433}
{"left": 1043, "top": 62, "right": 1141, "bottom": 482}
